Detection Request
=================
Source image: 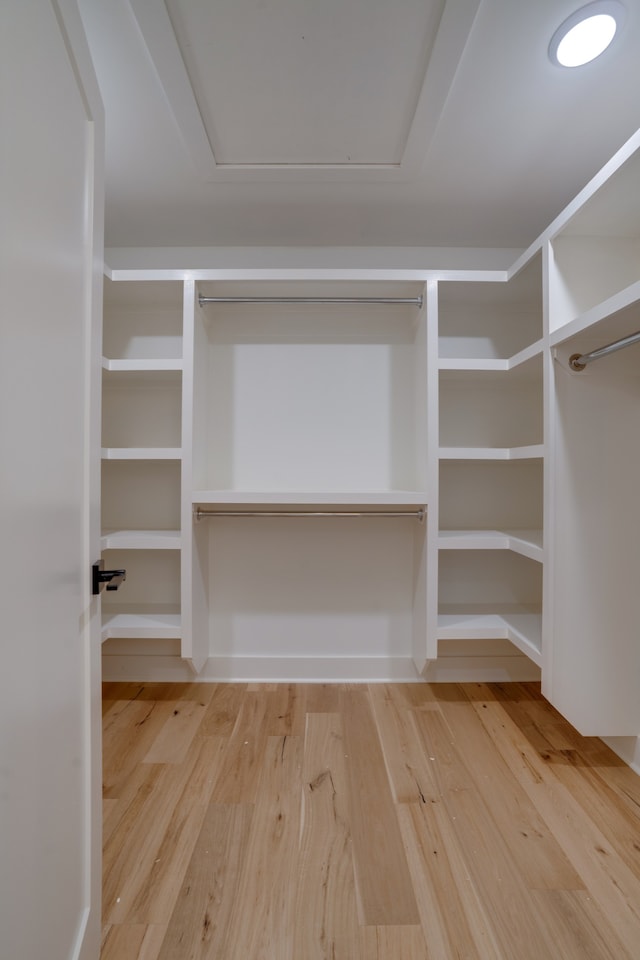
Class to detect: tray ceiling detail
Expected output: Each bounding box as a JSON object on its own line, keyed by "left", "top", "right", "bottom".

{"left": 129, "top": 0, "right": 481, "bottom": 181}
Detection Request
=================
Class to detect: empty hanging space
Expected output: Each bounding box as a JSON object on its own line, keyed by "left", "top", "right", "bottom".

{"left": 191, "top": 280, "right": 428, "bottom": 498}
{"left": 545, "top": 136, "right": 640, "bottom": 735}
{"left": 548, "top": 300, "right": 640, "bottom": 735}
{"left": 196, "top": 512, "right": 425, "bottom": 679}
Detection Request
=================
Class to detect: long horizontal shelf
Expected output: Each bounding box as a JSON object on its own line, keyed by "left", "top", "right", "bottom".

{"left": 102, "top": 447, "right": 182, "bottom": 460}
{"left": 549, "top": 279, "right": 640, "bottom": 348}
{"left": 439, "top": 445, "right": 544, "bottom": 461}
{"left": 101, "top": 529, "right": 181, "bottom": 550}
{"left": 101, "top": 605, "right": 182, "bottom": 641}
{"left": 438, "top": 339, "right": 544, "bottom": 372}
{"left": 437, "top": 607, "right": 542, "bottom": 665}
{"left": 192, "top": 490, "right": 429, "bottom": 506}
{"left": 438, "top": 529, "right": 543, "bottom": 562}
{"left": 102, "top": 357, "right": 183, "bottom": 372}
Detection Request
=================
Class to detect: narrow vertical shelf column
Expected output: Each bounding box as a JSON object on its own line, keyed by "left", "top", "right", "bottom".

{"left": 435, "top": 254, "right": 544, "bottom": 672}
{"left": 100, "top": 277, "right": 185, "bottom": 648}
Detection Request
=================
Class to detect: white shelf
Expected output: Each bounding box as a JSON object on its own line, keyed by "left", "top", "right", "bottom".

{"left": 439, "top": 445, "right": 544, "bottom": 461}
{"left": 102, "top": 357, "right": 183, "bottom": 372}
{"left": 549, "top": 279, "right": 640, "bottom": 348}
{"left": 437, "top": 607, "right": 542, "bottom": 665}
{"left": 438, "top": 529, "right": 543, "bottom": 562}
{"left": 101, "top": 606, "right": 182, "bottom": 641}
{"left": 101, "top": 529, "right": 181, "bottom": 550}
{"left": 192, "top": 489, "right": 429, "bottom": 506}
{"left": 439, "top": 339, "right": 544, "bottom": 372}
{"left": 101, "top": 447, "right": 182, "bottom": 460}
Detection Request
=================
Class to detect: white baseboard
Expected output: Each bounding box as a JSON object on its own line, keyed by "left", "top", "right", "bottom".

{"left": 102, "top": 654, "right": 422, "bottom": 682}
{"left": 101, "top": 652, "right": 539, "bottom": 684}
{"left": 601, "top": 736, "right": 640, "bottom": 776}
{"left": 423, "top": 655, "right": 540, "bottom": 682}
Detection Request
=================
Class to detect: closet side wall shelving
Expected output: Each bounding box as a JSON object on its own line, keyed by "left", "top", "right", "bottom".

{"left": 542, "top": 132, "right": 640, "bottom": 736}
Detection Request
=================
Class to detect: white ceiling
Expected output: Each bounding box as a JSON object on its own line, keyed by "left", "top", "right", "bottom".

{"left": 78, "top": 0, "right": 640, "bottom": 250}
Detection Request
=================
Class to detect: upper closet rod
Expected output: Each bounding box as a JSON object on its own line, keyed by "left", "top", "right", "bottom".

{"left": 194, "top": 507, "right": 425, "bottom": 521}
{"left": 198, "top": 294, "right": 423, "bottom": 307}
{"left": 569, "top": 328, "right": 640, "bottom": 370}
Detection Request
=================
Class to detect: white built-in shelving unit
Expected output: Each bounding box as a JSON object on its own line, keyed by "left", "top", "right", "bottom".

{"left": 100, "top": 128, "right": 640, "bottom": 742}
{"left": 100, "top": 279, "right": 186, "bottom": 649}
{"left": 184, "top": 279, "right": 434, "bottom": 678}
{"left": 435, "top": 255, "right": 544, "bottom": 668}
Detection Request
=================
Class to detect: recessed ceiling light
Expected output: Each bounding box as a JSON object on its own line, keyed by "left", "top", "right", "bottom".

{"left": 549, "top": 1, "right": 625, "bottom": 67}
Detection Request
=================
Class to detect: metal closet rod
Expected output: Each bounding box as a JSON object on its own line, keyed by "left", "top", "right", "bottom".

{"left": 194, "top": 507, "right": 425, "bottom": 521}
{"left": 569, "top": 328, "right": 640, "bottom": 370}
{"left": 198, "top": 294, "right": 423, "bottom": 307}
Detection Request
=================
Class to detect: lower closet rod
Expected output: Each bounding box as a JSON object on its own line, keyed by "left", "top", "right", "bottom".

{"left": 194, "top": 508, "right": 425, "bottom": 521}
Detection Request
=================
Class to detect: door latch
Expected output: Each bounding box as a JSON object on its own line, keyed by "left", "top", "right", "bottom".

{"left": 92, "top": 559, "right": 127, "bottom": 595}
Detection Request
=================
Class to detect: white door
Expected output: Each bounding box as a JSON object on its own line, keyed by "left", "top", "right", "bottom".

{"left": 0, "top": 2, "right": 104, "bottom": 959}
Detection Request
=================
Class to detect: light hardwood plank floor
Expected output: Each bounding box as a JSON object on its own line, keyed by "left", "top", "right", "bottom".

{"left": 101, "top": 682, "right": 640, "bottom": 959}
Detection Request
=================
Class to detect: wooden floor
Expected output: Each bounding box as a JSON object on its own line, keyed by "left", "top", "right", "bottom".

{"left": 101, "top": 681, "right": 640, "bottom": 960}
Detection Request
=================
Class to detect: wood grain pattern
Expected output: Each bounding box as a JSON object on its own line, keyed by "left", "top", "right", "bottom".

{"left": 198, "top": 682, "right": 247, "bottom": 737}
{"left": 208, "top": 690, "right": 270, "bottom": 804}
{"left": 341, "top": 689, "right": 420, "bottom": 926}
{"left": 434, "top": 684, "right": 584, "bottom": 890}
{"left": 156, "top": 803, "right": 254, "bottom": 960}
{"left": 467, "top": 683, "right": 640, "bottom": 958}
{"left": 414, "top": 707, "right": 557, "bottom": 959}
{"left": 266, "top": 683, "right": 308, "bottom": 736}
{"left": 360, "top": 924, "right": 430, "bottom": 959}
{"left": 101, "top": 924, "right": 167, "bottom": 960}
{"left": 294, "top": 712, "right": 361, "bottom": 958}
{"left": 368, "top": 683, "right": 444, "bottom": 804}
{"left": 142, "top": 698, "right": 209, "bottom": 765}
{"left": 398, "top": 800, "right": 504, "bottom": 960}
{"left": 127, "top": 737, "right": 226, "bottom": 924}
{"left": 102, "top": 699, "right": 175, "bottom": 797}
{"left": 221, "top": 734, "right": 303, "bottom": 959}
{"left": 101, "top": 681, "right": 640, "bottom": 959}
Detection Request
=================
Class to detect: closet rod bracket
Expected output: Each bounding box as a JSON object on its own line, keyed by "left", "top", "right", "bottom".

{"left": 569, "top": 353, "right": 586, "bottom": 371}
{"left": 569, "top": 328, "right": 640, "bottom": 371}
